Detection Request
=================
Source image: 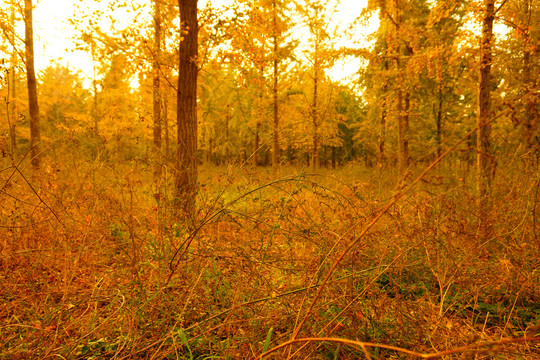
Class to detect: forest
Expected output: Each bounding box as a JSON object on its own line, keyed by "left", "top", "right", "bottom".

{"left": 0, "top": 0, "right": 539, "bottom": 358}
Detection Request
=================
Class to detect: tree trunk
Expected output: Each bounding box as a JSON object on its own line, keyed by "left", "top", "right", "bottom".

{"left": 396, "top": 63, "right": 410, "bottom": 177}
{"left": 225, "top": 104, "right": 230, "bottom": 164}
{"left": 9, "top": 64, "right": 17, "bottom": 157}
{"left": 477, "top": 0, "right": 495, "bottom": 196}
{"left": 253, "top": 65, "right": 264, "bottom": 167}
{"left": 153, "top": 0, "right": 162, "bottom": 179}
{"left": 397, "top": 86, "right": 410, "bottom": 177}
{"left": 312, "top": 68, "right": 319, "bottom": 171}
{"left": 254, "top": 121, "right": 260, "bottom": 166}
{"left": 477, "top": 0, "right": 495, "bottom": 235}
{"left": 310, "top": 6, "right": 321, "bottom": 172}
{"left": 164, "top": 92, "right": 170, "bottom": 161}
{"left": 271, "top": 0, "right": 280, "bottom": 174}
{"left": 379, "top": 91, "right": 387, "bottom": 166}
{"left": 208, "top": 136, "right": 214, "bottom": 164}
{"left": 175, "top": 0, "right": 198, "bottom": 213}
{"left": 392, "top": 1, "right": 411, "bottom": 178}
{"left": 25, "top": 0, "right": 40, "bottom": 171}
{"left": 435, "top": 87, "right": 443, "bottom": 159}
{"left": 88, "top": 38, "right": 99, "bottom": 136}
{"left": 8, "top": 6, "right": 17, "bottom": 157}
{"left": 521, "top": 0, "right": 537, "bottom": 150}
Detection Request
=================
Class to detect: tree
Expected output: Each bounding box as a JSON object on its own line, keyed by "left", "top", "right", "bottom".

{"left": 175, "top": 0, "right": 199, "bottom": 212}
{"left": 24, "top": 0, "right": 40, "bottom": 171}
{"left": 153, "top": 0, "right": 163, "bottom": 178}
{"left": 7, "top": 3, "right": 18, "bottom": 157}
{"left": 39, "top": 64, "right": 90, "bottom": 135}
{"left": 498, "top": 0, "right": 539, "bottom": 152}
{"left": 424, "top": 0, "right": 466, "bottom": 159}
{"left": 100, "top": 52, "right": 137, "bottom": 140}
{"left": 0, "top": 2, "right": 21, "bottom": 158}
{"left": 270, "top": 0, "right": 280, "bottom": 173}
{"left": 517, "top": 0, "right": 539, "bottom": 151}
{"left": 364, "top": 0, "right": 430, "bottom": 175}
{"left": 477, "top": 0, "right": 496, "bottom": 198}
{"left": 267, "top": 0, "right": 296, "bottom": 173}
{"left": 362, "top": 7, "right": 391, "bottom": 166}
{"left": 297, "top": 0, "right": 339, "bottom": 171}
{"left": 226, "top": 1, "right": 272, "bottom": 166}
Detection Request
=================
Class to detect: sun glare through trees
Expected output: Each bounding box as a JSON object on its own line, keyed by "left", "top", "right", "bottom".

{"left": 0, "top": 0, "right": 539, "bottom": 358}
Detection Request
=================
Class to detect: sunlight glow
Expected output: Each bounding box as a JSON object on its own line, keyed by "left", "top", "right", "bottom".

{"left": 29, "top": 0, "right": 376, "bottom": 88}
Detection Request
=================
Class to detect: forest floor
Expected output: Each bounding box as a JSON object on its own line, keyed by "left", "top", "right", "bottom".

{"left": 1, "top": 154, "right": 539, "bottom": 359}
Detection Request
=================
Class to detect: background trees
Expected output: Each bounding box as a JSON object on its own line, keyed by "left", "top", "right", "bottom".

{"left": 0, "top": 0, "right": 536, "bottom": 180}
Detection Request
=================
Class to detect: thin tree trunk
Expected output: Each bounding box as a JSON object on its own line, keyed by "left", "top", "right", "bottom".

{"left": 225, "top": 104, "right": 230, "bottom": 164}
{"left": 393, "top": 1, "right": 411, "bottom": 178}
{"left": 436, "top": 87, "right": 443, "bottom": 159}
{"left": 153, "top": 0, "right": 162, "bottom": 179}
{"left": 271, "top": 0, "right": 280, "bottom": 174}
{"left": 164, "top": 92, "right": 169, "bottom": 161}
{"left": 86, "top": 38, "right": 99, "bottom": 138}
{"left": 379, "top": 84, "right": 387, "bottom": 166}
{"left": 312, "top": 64, "right": 319, "bottom": 171}
{"left": 477, "top": 0, "right": 495, "bottom": 195}
{"left": 25, "top": 0, "right": 40, "bottom": 171}
{"left": 311, "top": 5, "right": 321, "bottom": 172}
{"left": 521, "top": 0, "right": 536, "bottom": 149}
{"left": 253, "top": 65, "right": 264, "bottom": 167}
{"left": 397, "top": 85, "right": 410, "bottom": 177}
{"left": 175, "top": 0, "right": 198, "bottom": 213}
{"left": 9, "top": 70, "right": 17, "bottom": 156}
{"left": 522, "top": 46, "right": 533, "bottom": 147}
{"left": 8, "top": 6, "right": 17, "bottom": 157}
{"left": 9, "top": 66, "right": 17, "bottom": 157}
{"left": 209, "top": 136, "right": 214, "bottom": 163}
{"left": 477, "top": 0, "right": 495, "bottom": 234}
{"left": 254, "top": 121, "right": 260, "bottom": 166}
{"left": 396, "top": 61, "right": 410, "bottom": 177}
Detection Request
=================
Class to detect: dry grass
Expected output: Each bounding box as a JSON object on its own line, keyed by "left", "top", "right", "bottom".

{"left": 1, "top": 148, "right": 539, "bottom": 359}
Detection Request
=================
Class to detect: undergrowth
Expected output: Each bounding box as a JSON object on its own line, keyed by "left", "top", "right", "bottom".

{"left": 1, "top": 148, "right": 539, "bottom": 359}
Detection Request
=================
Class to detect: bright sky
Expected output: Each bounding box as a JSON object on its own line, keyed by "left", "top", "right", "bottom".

{"left": 29, "top": 0, "right": 378, "bottom": 86}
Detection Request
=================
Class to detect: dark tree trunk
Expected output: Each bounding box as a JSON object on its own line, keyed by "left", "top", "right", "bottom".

{"left": 153, "top": 0, "right": 162, "bottom": 178}
{"left": 271, "top": 0, "right": 280, "bottom": 174}
{"left": 225, "top": 104, "right": 230, "bottom": 164}
{"left": 175, "top": 0, "right": 198, "bottom": 212}
{"left": 254, "top": 121, "right": 260, "bottom": 166}
{"left": 477, "top": 0, "right": 495, "bottom": 195}
{"left": 9, "top": 62, "right": 17, "bottom": 157}
{"left": 379, "top": 59, "right": 389, "bottom": 166}
{"left": 397, "top": 73, "right": 410, "bottom": 177}
{"left": 435, "top": 87, "right": 443, "bottom": 159}
{"left": 521, "top": 0, "right": 537, "bottom": 150}
{"left": 164, "top": 92, "right": 170, "bottom": 161}
{"left": 8, "top": 5, "right": 17, "bottom": 157}
{"left": 311, "top": 5, "right": 321, "bottom": 172}
{"left": 476, "top": 0, "right": 495, "bottom": 234}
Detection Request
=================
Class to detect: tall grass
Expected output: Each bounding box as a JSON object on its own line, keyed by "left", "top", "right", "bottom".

{"left": 1, "top": 144, "right": 539, "bottom": 359}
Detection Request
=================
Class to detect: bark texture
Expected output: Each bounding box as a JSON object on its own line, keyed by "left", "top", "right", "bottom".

{"left": 175, "top": 0, "right": 199, "bottom": 212}
{"left": 25, "top": 0, "right": 40, "bottom": 171}
{"left": 153, "top": 0, "right": 162, "bottom": 178}
{"left": 477, "top": 0, "right": 495, "bottom": 195}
